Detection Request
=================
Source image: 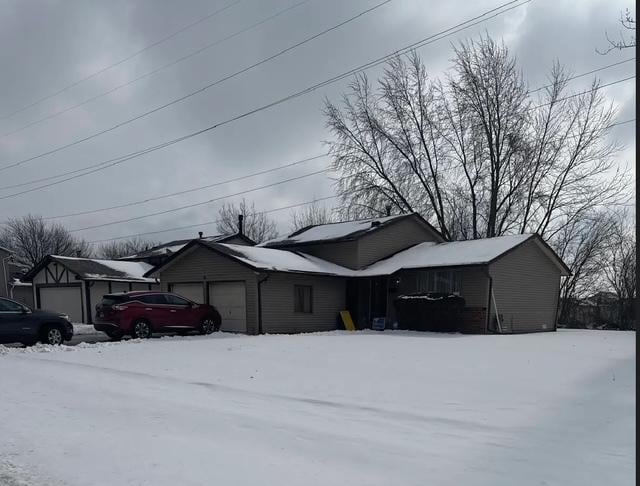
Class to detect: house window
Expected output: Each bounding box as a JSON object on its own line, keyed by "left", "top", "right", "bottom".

{"left": 294, "top": 285, "right": 313, "bottom": 313}
{"left": 416, "top": 270, "right": 460, "bottom": 294}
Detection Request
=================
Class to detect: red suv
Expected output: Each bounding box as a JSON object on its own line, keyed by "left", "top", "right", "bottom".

{"left": 94, "top": 291, "right": 221, "bottom": 340}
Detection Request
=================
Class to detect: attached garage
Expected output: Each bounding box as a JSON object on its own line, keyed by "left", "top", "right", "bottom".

{"left": 23, "top": 255, "right": 159, "bottom": 324}
{"left": 149, "top": 240, "right": 352, "bottom": 335}
{"left": 170, "top": 283, "right": 205, "bottom": 303}
{"left": 208, "top": 281, "right": 247, "bottom": 332}
{"left": 38, "top": 285, "right": 83, "bottom": 323}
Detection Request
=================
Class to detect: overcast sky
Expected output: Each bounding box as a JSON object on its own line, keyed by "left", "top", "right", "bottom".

{"left": 0, "top": 0, "right": 635, "bottom": 246}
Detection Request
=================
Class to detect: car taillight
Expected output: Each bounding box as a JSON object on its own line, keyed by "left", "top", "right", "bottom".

{"left": 113, "top": 304, "right": 127, "bottom": 311}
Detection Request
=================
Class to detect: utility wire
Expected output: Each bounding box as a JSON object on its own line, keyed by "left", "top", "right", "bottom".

{"left": 527, "top": 57, "right": 635, "bottom": 94}
{"left": 0, "top": 0, "right": 314, "bottom": 140}
{"left": 0, "top": 72, "right": 632, "bottom": 202}
{"left": 1, "top": 56, "right": 632, "bottom": 192}
{"left": 87, "top": 195, "right": 344, "bottom": 243}
{"left": 0, "top": 0, "right": 243, "bottom": 121}
{"left": 69, "top": 167, "right": 333, "bottom": 232}
{"left": 42, "top": 153, "right": 329, "bottom": 220}
{"left": 0, "top": 0, "right": 532, "bottom": 201}
{"left": 62, "top": 113, "right": 636, "bottom": 233}
{"left": 0, "top": 0, "right": 392, "bottom": 173}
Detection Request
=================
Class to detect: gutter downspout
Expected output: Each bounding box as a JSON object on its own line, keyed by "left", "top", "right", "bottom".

{"left": 257, "top": 273, "right": 269, "bottom": 335}
{"left": 485, "top": 273, "right": 493, "bottom": 334}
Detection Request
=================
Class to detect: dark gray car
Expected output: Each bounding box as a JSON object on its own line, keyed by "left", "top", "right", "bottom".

{"left": 0, "top": 297, "right": 74, "bottom": 346}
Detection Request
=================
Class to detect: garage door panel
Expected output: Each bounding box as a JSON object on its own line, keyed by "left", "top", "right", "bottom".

{"left": 39, "top": 286, "right": 83, "bottom": 323}
{"left": 171, "top": 283, "right": 205, "bottom": 303}
{"left": 208, "top": 282, "right": 246, "bottom": 333}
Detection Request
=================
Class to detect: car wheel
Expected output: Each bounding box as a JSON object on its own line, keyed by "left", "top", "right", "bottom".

{"left": 132, "top": 320, "right": 152, "bottom": 339}
{"left": 200, "top": 318, "right": 217, "bottom": 335}
{"left": 42, "top": 326, "right": 64, "bottom": 345}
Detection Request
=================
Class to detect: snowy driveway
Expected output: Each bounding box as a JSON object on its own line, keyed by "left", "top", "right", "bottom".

{"left": 0, "top": 330, "right": 635, "bottom": 485}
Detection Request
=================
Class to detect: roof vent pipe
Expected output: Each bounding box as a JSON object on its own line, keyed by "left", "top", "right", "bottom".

{"left": 198, "top": 231, "right": 203, "bottom": 239}
{"left": 238, "top": 214, "right": 244, "bottom": 235}
{"left": 385, "top": 204, "right": 391, "bottom": 216}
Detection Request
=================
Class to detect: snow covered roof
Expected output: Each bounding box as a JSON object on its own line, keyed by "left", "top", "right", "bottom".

{"left": 261, "top": 213, "right": 438, "bottom": 248}
{"left": 149, "top": 233, "right": 569, "bottom": 278}
{"left": 359, "top": 234, "right": 569, "bottom": 276}
{"left": 122, "top": 234, "right": 254, "bottom": 260}
{"left": 23, "top": 255, "right": 157, "bottom": 283}
{"left": 199, "top": 242, "right": 355, "bottom": 277}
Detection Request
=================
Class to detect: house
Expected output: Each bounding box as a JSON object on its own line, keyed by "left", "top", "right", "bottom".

{"left": 0, "top": 246, "right": 33, "bottom": 307}
{"left": 148, "top": 213, "right": 570, "bottom": 334}
{"left": 119, "top": 232, "right": 255, "bottom": 267}
{"left": 22, "top": 256, "right": 159, "bottom": 323}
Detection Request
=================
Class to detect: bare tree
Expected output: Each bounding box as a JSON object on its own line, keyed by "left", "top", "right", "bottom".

{"left": 289, "top": 200, "right": 337, "bottom": 231}
{"left": 325, "top": 36, "right": 627, "bottom": 243}
{"left": 97, "top": 237, "right": 160, "bottom": 259}
{"left": 553, "top": 211, "right": 616, "bottom": 326}
{"left": 216, "top": 199, "right": 278, "bottom": 243}
{"left": 597, "top": 8, "right": 636, "bottom": 54}
{"left": 0, "top": 214, "right": 92, "bottom": 267}
{"left": 600, "top": 212, "right": 636, "bottom": 329}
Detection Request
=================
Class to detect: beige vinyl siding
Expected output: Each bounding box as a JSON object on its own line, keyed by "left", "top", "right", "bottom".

{"left": 289, "top": 240, "right": 359, "bottom": 269}
{"left": 89, "top": 281, "right": 110, "bottom": 317}
{"left": 260, "top": 273, "right": 345, "bottom": 334}
{"left": 285, "top": 217, "right": 441, "bottom": 270}
{"left": 489, "top": 239, "right": 561, "bottom": 332}
{"left": 357, "top": 217, "right": 442, "bottom": 268}
{"left": 159, "top": 246, "right": 259, "bottom": 334}
{"left": 222, "top": 235, "right": 253, "bottom": 246}
{"left": 110, "top": 282, "right": 130, "bottom": 293}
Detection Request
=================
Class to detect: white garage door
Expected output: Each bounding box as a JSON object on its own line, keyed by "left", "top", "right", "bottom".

{"left": 39, "top": 286, "right": 83, "bottom": 323}
{"left": 171, "top": 283, "right": 204, "bottom": 303}
{"left": 208, "top": 281, "right": 246, "bottom": 333}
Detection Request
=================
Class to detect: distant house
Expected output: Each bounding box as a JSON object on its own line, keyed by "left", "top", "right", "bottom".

{"left": 119, "top": 232, "right": 255, "bottom": 267}
{"left": 22, "top": 256, "right": 158, "bottom": 323}
{"left": 149, "top": 213, "right": 570, "bottom": 334}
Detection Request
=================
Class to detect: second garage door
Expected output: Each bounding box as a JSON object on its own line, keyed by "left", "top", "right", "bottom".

{"left": 208, "top": 281, "right": 246, "bottom": 333}
{"left": 39, "top": 286, "right": 83, "bottom": 323}
{"left": 171, "top": 283, "right": 205, "bottom": 303}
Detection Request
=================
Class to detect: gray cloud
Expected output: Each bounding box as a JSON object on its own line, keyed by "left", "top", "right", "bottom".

{"left": 0, "top": 0, "right": 635, "bottom": 245}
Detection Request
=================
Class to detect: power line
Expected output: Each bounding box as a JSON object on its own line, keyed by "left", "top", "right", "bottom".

{"left": 527, "top": 57, "right": 635, "bottom": 94}
{"left": 0, "top": 0, "right": 392, "bottom": 173}
{"left": 0, "top": 0, "right": 532, "bottom": 203}
{"left": 42, "top": 153, "right": 329, "bottom": 220}
{"left": 63, "top": 113, "right": 635, "bottom": 233}
{"left": 69, "top": 167, "right": 333, "bottom": 232}
{"left": 87, "top": 195, "right": 343, "bottom": 244}
{"left": 1, "top": 56, "right": 632, "bottom": 193}
{"left": 0, "top": 0, "right": 243, "bottom": 121}
{"left": 0, "top": 70, "right": 631, "bottom": 202}
{"left": 0, "top": 0, "right": 314, "bottom": 140}
{"left": 527, "top": 75, "right": 636, "bottom": 112}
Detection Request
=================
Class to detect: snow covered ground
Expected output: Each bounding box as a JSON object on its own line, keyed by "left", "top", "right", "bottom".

{"left": 0, "top": 330, "right": 634, "bottom": 485}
